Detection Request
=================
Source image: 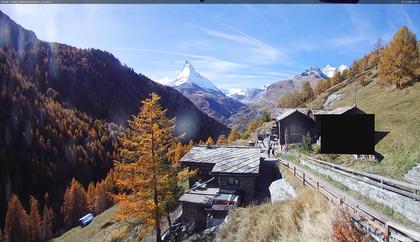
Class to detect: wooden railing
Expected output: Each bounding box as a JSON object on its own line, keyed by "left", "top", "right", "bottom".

{"left": 300, "top": 154, "right": 420, "bottom": 200}
{"left": 278, "top": 158, "right": 420, "bottom": 242}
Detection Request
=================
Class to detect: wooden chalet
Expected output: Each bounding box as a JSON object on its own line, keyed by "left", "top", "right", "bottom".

{"left": 270, "top": 106, "right": 367, "bottom": 146}
{"left": 180, "top": 146, "right": 262, "bottom": 203}
{"left": 272, "top": 108, "right": 316, "bottom": 145}
{"left": 309, "top": 106, "right": 366, "bottom": 137}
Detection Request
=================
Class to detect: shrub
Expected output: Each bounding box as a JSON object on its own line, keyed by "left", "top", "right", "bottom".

{"left": 302, "top": 132, "right": 312, "bottom": 153}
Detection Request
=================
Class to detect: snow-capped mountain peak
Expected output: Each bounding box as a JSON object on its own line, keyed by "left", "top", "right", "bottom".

{"left": 322, "top": 64, "right": 348, "bottom": 78}
{"left": 336, "top": 64, "right": 348, "bottom": 73}
{"left": 300, "top": 67, "right": 327, "bottom": 79}
{"left": 169, "top": 61, "right": 221, "bottom": 93}
{"left": 222, "top": 87, "right": 265, "bottom": 104}
{"left": 322, "top": 64, "right": 336, "bottom": 78}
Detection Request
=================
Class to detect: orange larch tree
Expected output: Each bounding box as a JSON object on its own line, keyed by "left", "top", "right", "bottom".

{"left": 113, "top": 93, "right": 192, "bottom": 242}
{"left": 86, "top": 182, "right": 96, "bottom": 213}
{"left": 3, "top": 194, "right": 30, "bottom": 242}
{"left": 28, "top": 196, "right": 42, "bottom": 242}
{"left": 94, "top": 181, "right": 108, "bottom": 214}
{"left": 61, "top": 178, "right": 89, "bottom": 229}
{"left": 41, "top": 193, "right": 54, "bottom": 241}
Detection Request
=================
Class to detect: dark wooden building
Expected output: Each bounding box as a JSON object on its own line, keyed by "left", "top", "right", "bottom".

{"left": 180, "top": 146, "right": 262, "bottom": 203}
{"left": 270, "top": 106, "right": 367, "bottom": 146}
{"left": 273, "top": 109, "right": 316, "bottom": 145}
{"left": 309, "top": 106, "right": 366, "bottom": 138}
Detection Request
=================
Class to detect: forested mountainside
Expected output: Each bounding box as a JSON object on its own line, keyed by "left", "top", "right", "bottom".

{"left": 0, "top": 11, "right": 228, "bottom": 141}
{"left": 0, "top": 10, "right": 228, "bottom": 233}
{"left": 0, "top": 49, "right": 118, "bottom": 231}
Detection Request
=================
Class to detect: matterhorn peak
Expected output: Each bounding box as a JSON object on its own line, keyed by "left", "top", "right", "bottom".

{"left": 169, "top": 61, "right": 222, "bottom": 93}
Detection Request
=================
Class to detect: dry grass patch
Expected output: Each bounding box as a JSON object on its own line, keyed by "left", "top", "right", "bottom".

{"left": 215, "top": 188, "right": 333, "bottom": 242}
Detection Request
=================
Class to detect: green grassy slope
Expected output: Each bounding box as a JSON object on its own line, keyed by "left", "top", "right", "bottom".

{"left": 308, "top": 68, "right": 420, "bottom": 180}
{"left": 51, "top": 206, "right": 134, "bottom": 242}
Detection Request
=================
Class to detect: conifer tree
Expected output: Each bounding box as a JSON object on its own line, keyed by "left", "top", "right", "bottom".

{"left": 103, "top": 172, "right": 115, "bottom": 201}
{"left": 277, "top": 90, "right": 301, "bottom": 108}
{"left": 227, "top": 128, "right": 241, "bottom": 144}
{"left": 300, "top": 81, "right": 314, "bottom": 103}
{"left": 86, "top": 182, "right": 96, "bottom": 212}
{"left": 41, "top": 193, "right": 54, "bottom": 241}
{"left": 94, "top": 181, "right": 108, "bottom": 214}
{"left": 113, "top": 93, "right": 188, "bottom": 241}
{"left": 61, "top": 178, "right": 89, "bottom": 229}
{"left": 216, "top": 135, "right": 227, "bottom": 145}
{"left": 28, "top": 196, "right": 42, "bottom": 242}
{"left": 379, "top": 26, "right": 419, "bottom": 88}
{"left": 172, "top": 142, "right": 184, "bottom": 162}
{"left": 161, "top": 142, "right": 193, "bottom": 228}
{"left": 4, "top": 194, "right": 30, "bottom": 242}
{"left": 206, "top": 137, "right": 214, "bottom": 146}
{"left": 188, "top": 140, "right": 194, "bottom": 149}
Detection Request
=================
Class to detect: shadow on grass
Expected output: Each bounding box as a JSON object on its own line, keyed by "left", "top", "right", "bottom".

{"left": 374, "top": 131, "right": 389, "bottom": 161}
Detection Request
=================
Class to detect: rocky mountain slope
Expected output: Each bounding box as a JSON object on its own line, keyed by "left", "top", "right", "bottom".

{"left": 228, "top": 67, "right": 327, "bottom": 131}
{"left": 169, "top": 61, "right": 246, "bottom": 125}
{"left": 257, "top": 67, "right": 327, "bottom": 107}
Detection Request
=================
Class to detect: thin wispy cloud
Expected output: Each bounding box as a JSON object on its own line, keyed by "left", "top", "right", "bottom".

{"left": 2, "top": 4, "right": 418, "bottom": 89}
{"left": 116, "top": 47, "right": 244, "bottom": 74}
{"left": 186, "top": 22, "right": 288, "bottom": 64}
{"left": 115, "top": 47, "right": 293, "bottom": 88}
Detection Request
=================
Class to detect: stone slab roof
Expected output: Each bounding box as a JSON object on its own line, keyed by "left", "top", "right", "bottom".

{"left": 179, "top": 187, "right": 220, "bottom": 205}
{"left": 180, "top": 146, "right": 262, "bottom": 175}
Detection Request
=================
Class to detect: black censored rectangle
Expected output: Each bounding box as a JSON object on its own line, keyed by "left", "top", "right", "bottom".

{"left": 320, "top": 114, "right": 375, "bottom": 154}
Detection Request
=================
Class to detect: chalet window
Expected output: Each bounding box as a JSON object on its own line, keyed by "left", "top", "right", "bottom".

{"left": 228, "top": 178, "right": 240, "bottom": 186}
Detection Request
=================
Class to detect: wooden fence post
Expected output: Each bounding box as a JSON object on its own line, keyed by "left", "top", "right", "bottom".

{"left": 302, "top": 173, "right": 305, "bottom": 186}
{"left": 384, "top": 223, "right": 390, "bottom": 242}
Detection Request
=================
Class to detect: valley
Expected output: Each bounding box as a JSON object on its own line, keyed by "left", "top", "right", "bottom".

{"left": 0, "top": 5, "right": 419, "bottom": 242}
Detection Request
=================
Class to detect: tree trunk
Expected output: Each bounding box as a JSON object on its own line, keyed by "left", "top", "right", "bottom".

{"left": 166, "top": 210, "right": 172, "bottom": 228}
{"left": 151, "top": 125, "right": 161, "bottom": 242}
{"left": 155, "top": 204, "right": 161, "bottom": 242}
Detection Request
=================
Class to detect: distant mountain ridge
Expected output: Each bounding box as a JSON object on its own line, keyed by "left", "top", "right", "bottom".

{"left": 228, "top": 67, "right": 327, "bottom": 131}
{"left": 223, "top": 88, "right": 265, "bottom": 104}
{"left": 258, "top": 67, "right": 327, "bottom": 107}
{"left": 322, "top": 64, "right": 348, "bottom": 78}
{"left": 169, "top": 61, "right": 247, "bottom": 126}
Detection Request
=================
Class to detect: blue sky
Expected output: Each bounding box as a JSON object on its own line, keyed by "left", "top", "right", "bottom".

{"left": 0, "top": 4, "right": 419, "bottom": 89}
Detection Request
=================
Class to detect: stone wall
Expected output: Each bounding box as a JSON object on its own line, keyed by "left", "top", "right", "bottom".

{"left": 300, "top": 159, "right": 420, "bottom": 225}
